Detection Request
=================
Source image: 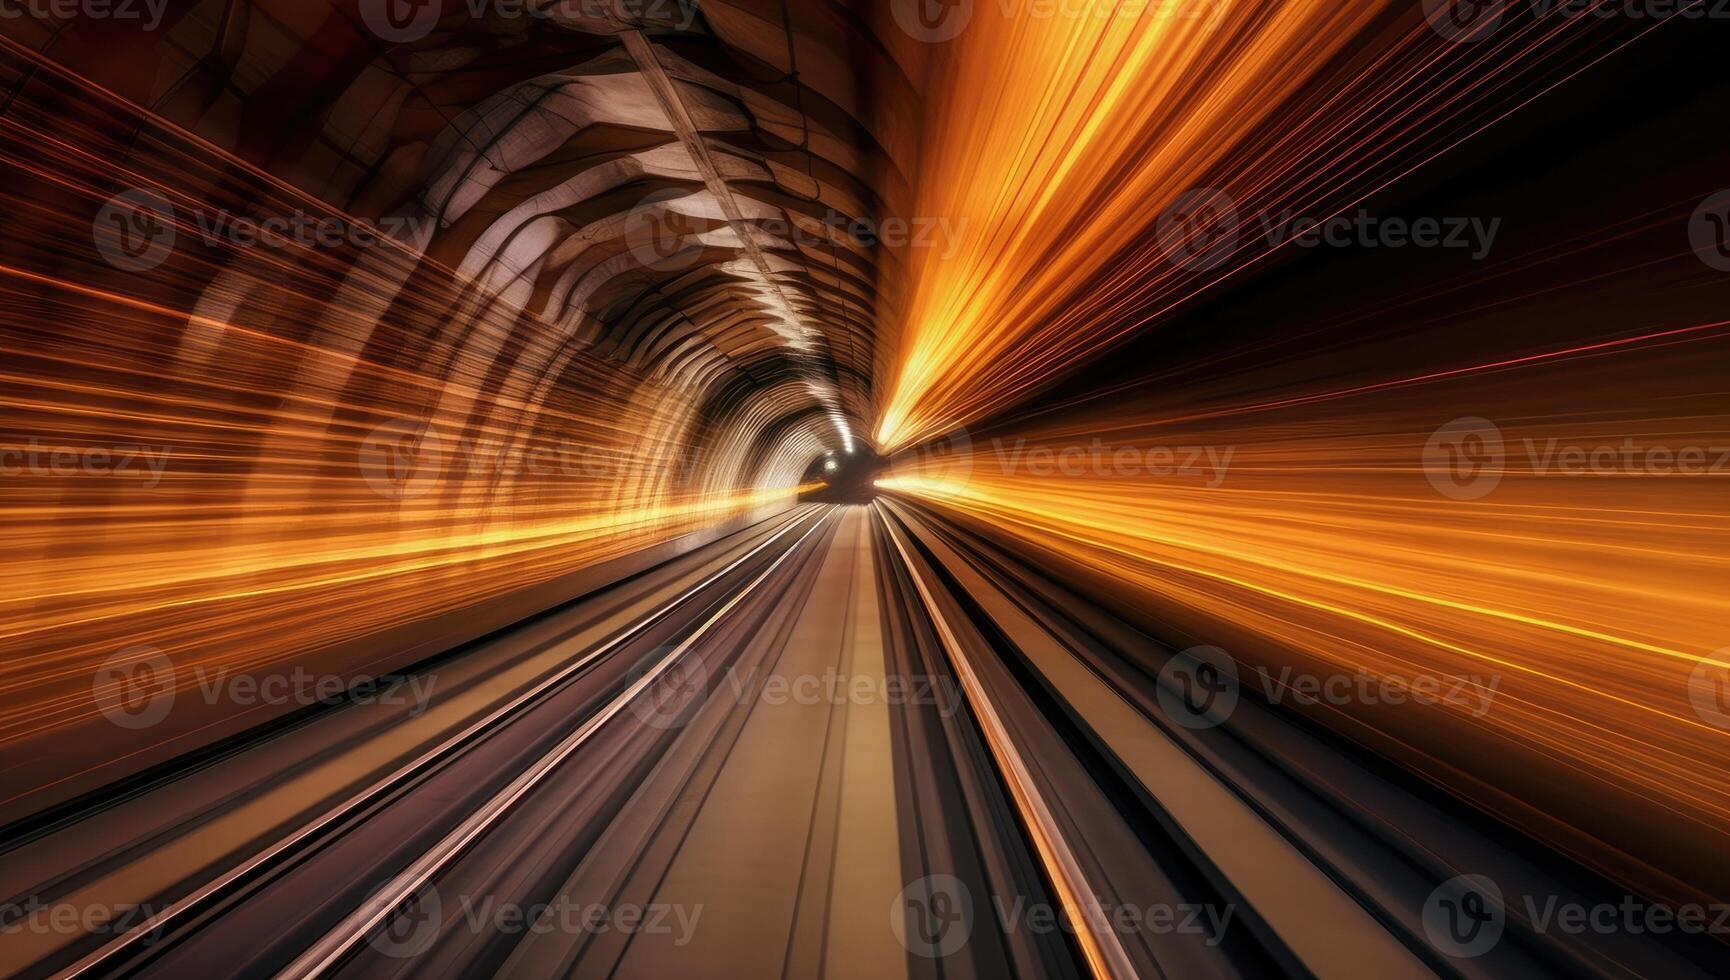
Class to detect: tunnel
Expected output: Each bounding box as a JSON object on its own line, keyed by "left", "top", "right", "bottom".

{"left": 0, "top": 2, "right": 1727, "bottom": 978}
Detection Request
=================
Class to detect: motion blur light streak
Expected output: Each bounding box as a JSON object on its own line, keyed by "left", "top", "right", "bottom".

{"left": 869, "top": 0, "right": 1730, "bottom": 909}
{"left": 0, "top": 33, "right": 827, "bottom": 799}
{"left": 0, "top": 1, "right": 1727, "bottom": 978}
{"left": 877, "top": 333, "right": 1730, "bottom": 902}
{"left": 872, "top": 0, "right": 1660, "bottom": 448}
{"left": 876, "top": 0, "right": 1385, "bottom": 446}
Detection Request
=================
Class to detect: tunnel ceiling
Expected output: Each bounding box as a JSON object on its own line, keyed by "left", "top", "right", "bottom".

{"left": 19, "top": 0, "right": 921, "bottom": 483}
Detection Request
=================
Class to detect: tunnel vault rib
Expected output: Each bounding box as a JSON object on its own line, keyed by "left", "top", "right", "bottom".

{"left": 16, "top": 1, "right": 906, "bottom": 492}
{"left": 0, "top": 3, "right": 921, "bottom": 816}
{"left": 619, "top": 28, "right": 852, "bottom": 451}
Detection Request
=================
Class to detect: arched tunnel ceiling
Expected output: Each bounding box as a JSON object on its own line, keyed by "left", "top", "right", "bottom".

{"left": 16, "top": 0, "right": 922, "bottom": 485}
{"left": 7, "top": 0, "right": 1730, "bottom": 929}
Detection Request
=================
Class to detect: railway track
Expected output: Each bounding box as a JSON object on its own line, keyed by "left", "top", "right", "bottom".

{"left": 1, "top": 504, "right": 1723, "bottom": 979}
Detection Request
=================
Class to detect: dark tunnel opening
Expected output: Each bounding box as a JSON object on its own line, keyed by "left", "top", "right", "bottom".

{"left": 799, "top": 448, "right": 887, "bottom": 504}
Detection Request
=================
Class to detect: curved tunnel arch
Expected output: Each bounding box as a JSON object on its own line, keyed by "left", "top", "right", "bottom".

{"left": 70, "top": 0, "right": 913, "bottom": 517}
{"left": 0, "top": 2, "right": 925, "bottom": 745}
